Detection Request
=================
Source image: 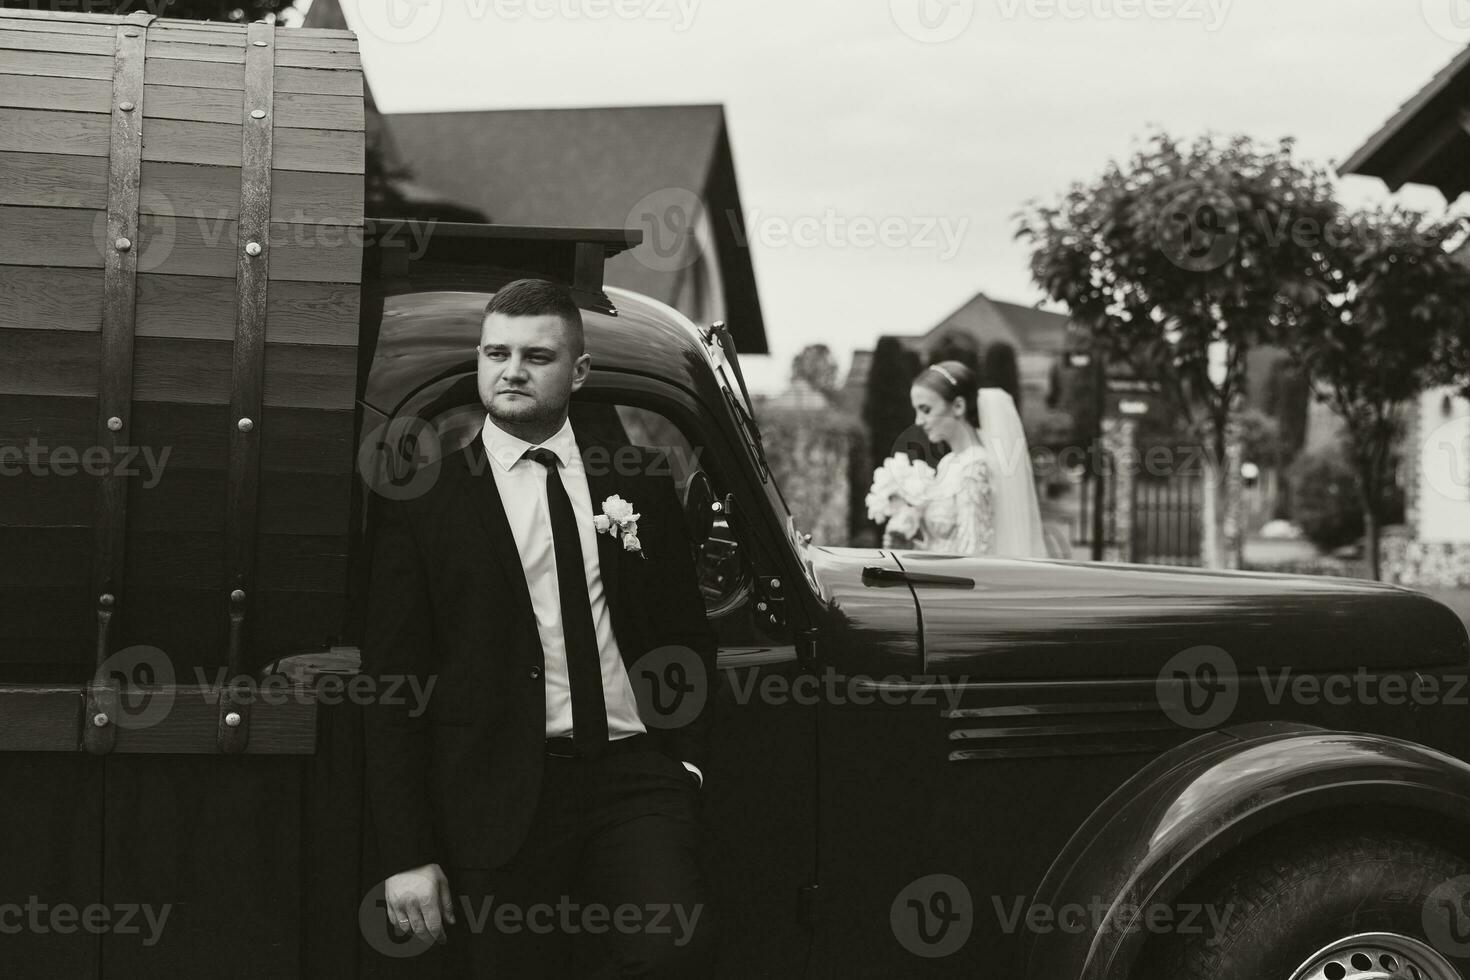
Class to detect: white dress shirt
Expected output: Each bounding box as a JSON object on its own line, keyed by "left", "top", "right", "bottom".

{"left": 480, "top": 417, "right": 703, "bottom": 785}
{"left": 482, "top": 416, "right": 645, "bottom": 740}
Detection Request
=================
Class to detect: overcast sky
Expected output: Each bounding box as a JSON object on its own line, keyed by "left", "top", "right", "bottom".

{"left": 329, "top": 0, "right": 1470, "bottom": 392}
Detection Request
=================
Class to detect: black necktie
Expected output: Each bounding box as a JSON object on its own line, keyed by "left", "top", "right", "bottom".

{"left": 523, "top": 447, "right": 608, "bottom": 755}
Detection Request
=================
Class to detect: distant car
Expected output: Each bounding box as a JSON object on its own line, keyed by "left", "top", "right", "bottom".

{"left": 1259, "top": 518, "right": 1304, "bottom": 540}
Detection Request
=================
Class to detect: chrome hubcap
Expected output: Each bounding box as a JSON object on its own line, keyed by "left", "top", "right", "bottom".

{"left": 1289, "top": 932, "right": 1462, "bottom": 980}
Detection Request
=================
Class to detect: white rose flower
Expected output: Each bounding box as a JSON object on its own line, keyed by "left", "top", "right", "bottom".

{"left": 622, "top": 532, "right": 641, "bottom": 552}
{"left": 602, "top": 495, "right": 635, "bottom": 524}
{"left": 592, "top": 514, "right": 612, "bottom": 534}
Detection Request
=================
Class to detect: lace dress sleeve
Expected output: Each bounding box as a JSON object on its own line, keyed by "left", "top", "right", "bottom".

{"left": 949, "top": 451, "right": 995, "bottom": 556}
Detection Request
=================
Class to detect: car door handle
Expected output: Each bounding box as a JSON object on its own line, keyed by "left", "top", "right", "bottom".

{"left": 861, "top": 566, "right": 974, "bottom": 588}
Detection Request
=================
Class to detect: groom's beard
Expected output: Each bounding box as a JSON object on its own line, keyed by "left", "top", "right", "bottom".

{"left": 483, "top": 388, "right": 568, "bottom": 428}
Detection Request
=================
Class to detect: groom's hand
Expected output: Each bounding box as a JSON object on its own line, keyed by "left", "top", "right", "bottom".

{"left": 384, "top": 862, "right": 456, "bottom": 945}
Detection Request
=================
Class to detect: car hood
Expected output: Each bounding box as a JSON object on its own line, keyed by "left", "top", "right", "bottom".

{"left": 804, "top": 548, "right": 1469, "bottom": 680}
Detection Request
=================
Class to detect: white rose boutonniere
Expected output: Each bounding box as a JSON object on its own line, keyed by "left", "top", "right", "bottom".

{"left": 593, "top": 494, "right": 645, "bottom": 558}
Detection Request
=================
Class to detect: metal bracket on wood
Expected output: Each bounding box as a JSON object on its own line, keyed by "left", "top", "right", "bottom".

{"left": 217, "top": 588, "right": 252, "bottom": 754}
{"left": 83, "top": 593, "right": 121, "bottom": 755}
{"left": 219, "top": 21, "right": 275, "bottom": 743}
{"left": 86, "top": 15, "right": 152, "bottom": 750}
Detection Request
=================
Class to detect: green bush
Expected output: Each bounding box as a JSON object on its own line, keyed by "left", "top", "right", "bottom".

{"left": 1289, "top": 447, "right": 1404, "bottom": 553}
{"left": 1290, "top": 450, "right": 1363, "bottom": 552}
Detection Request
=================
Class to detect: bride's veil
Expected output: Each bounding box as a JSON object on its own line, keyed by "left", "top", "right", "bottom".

{"left": 975, "top": 388, "right": 1047, "bottom": 558}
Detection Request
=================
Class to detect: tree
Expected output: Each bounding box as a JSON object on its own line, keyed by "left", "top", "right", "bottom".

{"left": 982, "top": 342, "right": 1021, "bottom": 415}
{"left": 2, "top": 0, "right": 297, "bottom": 22}
{"left": 862, "top": 336, "right": 929, "bottom": 468}
{"left": 1426, "top": 249, "right": 1470, "bottom": 400}
{"left": 926, "top": 333, "right": 981, "bottom": 378}
{"left": 1017, "top": 131, "right": 1340, "bottom": 568}
{"left": 791, "top": 344, "right": 839, "bottom": 396}
{"left": 1285, "top": 206, "right": 1470, "bottom": 579}
{"left": 1262, "top": 357, "right": 1310, "bottom": 461}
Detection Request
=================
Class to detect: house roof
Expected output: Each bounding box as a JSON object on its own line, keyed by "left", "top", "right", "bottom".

{"left": 382, "top": 105, "right": 768, "bottom": 352}
{"left": 1340, "top": 43, "right": 1470, "bottom": 198}
{"left": 915, "top": 292, "right": 1071, "bottom": 355}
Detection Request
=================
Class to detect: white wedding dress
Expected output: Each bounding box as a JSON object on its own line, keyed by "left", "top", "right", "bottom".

{"left": 919, "top": 444, "right": 996, "bottom": 556}
{"left": 912, "top": 390, "right": 1047, "bottom": 559}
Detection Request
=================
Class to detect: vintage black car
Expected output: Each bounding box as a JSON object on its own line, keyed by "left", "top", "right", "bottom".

{"left": 342, "top": 224, "right": 1470, "bottom": 980}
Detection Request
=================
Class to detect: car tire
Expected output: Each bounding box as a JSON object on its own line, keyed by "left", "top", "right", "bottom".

{"left": 1135, "top": 827, "right": 1470, "bottom": 980}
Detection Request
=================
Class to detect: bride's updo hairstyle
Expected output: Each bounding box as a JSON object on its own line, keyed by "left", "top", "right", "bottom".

{"left": 915, "top": 360, "right": 980, "bottom": 428}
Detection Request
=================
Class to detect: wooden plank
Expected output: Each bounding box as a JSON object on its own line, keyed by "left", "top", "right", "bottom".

{"left": 147, "top": 37, "right": 245, "bottom": 64}
{"left": 0, "top": 150, "right": 108, "bottom": 209}
{"left": 0, "top": 106, "right": 109, "bottom": 157}
{"left": 145, "top": 38, "right": 360, "bottom": 70}
{"left": 0, "top": 754, "right": 101, "bottom": 977}
{"left": 0, "top": 325, "right": 99, "bottom": 397}
{"left": 275, "top": 47, "right": 360, "bottom": 70}
{"left": 0, "top": 13, "right": 118, "bottom": 34}
{"left": 276, "top": 89, "right": 363, "bottom": 131}
{"left": 104, "top": 686, "right": 317, "bottom": 753}
{"left": 0, "top": 71, "right": 110, "bottom": 111}
{"left": 6, "top": 585, "right": 345, "bottom": 673}
{"left": 0, "top": 267, "right": 101, "bottom": 330}
{"left": 0, "top": 686, "right": 81, "bottom": 750}
{"left": 0, "top": 392, "right": 95, "bottom": 446}
{"left": 0, "top": 47, "right": 113, "bottom": 79}
{"left": 131, "top": 274, "right": 362, "bottom": 343}
{"left": 0, "top": 526, "right": 91, "bottom": 587}
{"left": 139, "top": 115, "right": 364, "bottom": 172}
{"left": 125, "top": 469, "right": 353, "bottom": 536}
{"left": 144, "top": 56, "right": 363, "bottom": 96}
{"left": 139, "top": 163, "right": 364, "bottom": 224}
{"left": 128, "top": 401, "right": 355, "bottom": 472}
{"left": 2, "top": 527, "right": 347, "bottom": 597}
{"left": 128, "top": 336, "right": 357, "bottom": 407}
{"left": 0, "top": 9, "right": 129, "bottom": 28}
{"left": 0, "top": 26, "right": 114, "bottom": 55}
{"left": 123, "top": 532, "right": 349, "bottom": 592}
{"left": 0, "top": 206, "right": 109, "bottom": 269}
{"left": 277, "top": 64, "right": 360, "bottom": 96}
{"left": 0, "top": 207, "right": 364, "bottom": 283}
{"left": 141, "top": 82, "right": 364, "bottom": 131}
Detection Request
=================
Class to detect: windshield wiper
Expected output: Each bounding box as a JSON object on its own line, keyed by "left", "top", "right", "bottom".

{"left": 705, "top": 321, "right": 773, "bottom": 483}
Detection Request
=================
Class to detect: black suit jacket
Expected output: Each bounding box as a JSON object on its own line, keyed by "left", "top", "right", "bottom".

{"left": 361, "top": 423, "right": 718, "bottom": 875}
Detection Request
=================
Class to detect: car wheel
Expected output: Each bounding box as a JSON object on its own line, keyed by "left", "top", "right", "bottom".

{"left": 1135, "top": 828, "right": 1470, "bottom": 980}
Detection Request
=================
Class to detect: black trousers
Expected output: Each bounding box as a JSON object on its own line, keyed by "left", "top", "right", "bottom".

{"left": 438, "top": 743, "right": 712, "bottom": 979}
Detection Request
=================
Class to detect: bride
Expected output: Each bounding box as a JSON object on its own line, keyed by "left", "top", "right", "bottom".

{"left": 899, "top": 360, "right": 1047, "bottom": 558}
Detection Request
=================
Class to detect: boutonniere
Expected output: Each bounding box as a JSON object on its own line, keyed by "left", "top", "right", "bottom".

{"left": 592, "top": 494, "right": 646, "bottom": 558}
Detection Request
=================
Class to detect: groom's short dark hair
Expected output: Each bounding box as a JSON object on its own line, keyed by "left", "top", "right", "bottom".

{"left": 482, "top": 279, "right": 585, "bottom": 355}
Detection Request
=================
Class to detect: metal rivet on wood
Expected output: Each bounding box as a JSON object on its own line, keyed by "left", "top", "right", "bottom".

{"left": 231, "top": 588, "right": 246, "bottom": 602}
{"left": 107, "top": 416, "right": 123, "bottom": 432}
{"left": 114, "top": 237, "right": 131, "bottom": 252}
{"left": 245, "top": 241, "right": 262, "bottom": 256}
{"left": 251, "top": 109, "right": 266, "bottom": 119}
{"left": 92, "top": 713, "right": 110, "bottom": 728}
{"left": 224, "top": 712, "right": 242, "bottom": 728}
{"left": 119, "top": 101, "right": 134, "bottom": 112}
{"left": 252, "top": 39, "right": 267, "bottom": 45}
{"left": 237, "top": 417, "right": 254, "bottom": 432}
{"left": 99, "top": 593, "right": 115, "bottom": 607}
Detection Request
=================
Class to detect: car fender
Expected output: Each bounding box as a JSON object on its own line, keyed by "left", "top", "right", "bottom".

{"left": 1020, "top": 721, "right": 1470, "bottom": 980}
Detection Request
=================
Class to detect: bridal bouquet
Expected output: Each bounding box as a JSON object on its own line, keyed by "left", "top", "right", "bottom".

{"left": 865, "top": 453, "right": 935, "bottom": 540}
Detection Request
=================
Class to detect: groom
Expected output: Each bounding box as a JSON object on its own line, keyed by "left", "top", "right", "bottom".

{"left": 362, "top": 278, "right": 718, "bottom": 977}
